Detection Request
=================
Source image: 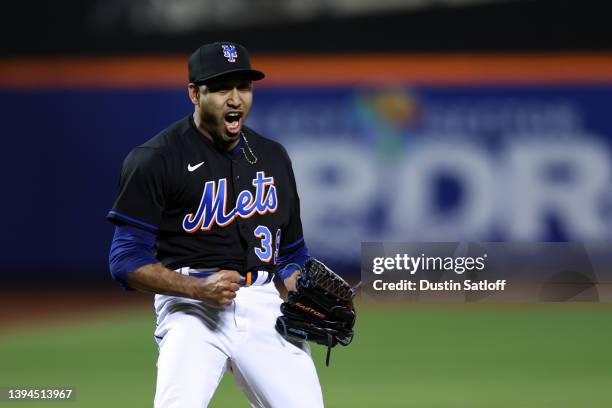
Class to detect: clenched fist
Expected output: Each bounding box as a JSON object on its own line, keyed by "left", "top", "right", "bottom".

{"left": 190, "top": 269, "right": 244, "bottom": 306}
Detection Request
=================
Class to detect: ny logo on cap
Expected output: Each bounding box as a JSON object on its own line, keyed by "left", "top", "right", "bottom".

{"left": 222, "top": 44, "right": 237, "bottom": 62}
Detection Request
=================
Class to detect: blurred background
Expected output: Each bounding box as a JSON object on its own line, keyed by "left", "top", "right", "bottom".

{"left": 1, "top": 0, "right": 612, "bottom": 407}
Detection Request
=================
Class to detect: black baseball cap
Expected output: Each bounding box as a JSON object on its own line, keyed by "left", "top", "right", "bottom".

{"left": 188, "top": 41, "right": 265, "bottom": 85}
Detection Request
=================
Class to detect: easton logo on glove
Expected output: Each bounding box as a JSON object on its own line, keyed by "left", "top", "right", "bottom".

{"left": 293, "top": 302, "right": 326, "bottom": 319}
{"left": 275, "top": 258, "right": 358, "bottom": 366}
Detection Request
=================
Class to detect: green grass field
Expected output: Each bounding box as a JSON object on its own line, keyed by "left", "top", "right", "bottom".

{"left": 1, "top": 304, "right": 611, "bottom": 407}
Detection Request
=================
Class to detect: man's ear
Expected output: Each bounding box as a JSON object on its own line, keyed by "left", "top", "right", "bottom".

{"left": 188, "top": 83, "right": 199, "bottom": 106}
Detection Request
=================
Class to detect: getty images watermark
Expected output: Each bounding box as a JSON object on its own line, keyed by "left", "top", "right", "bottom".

{"left": 371, "top": 251, "right": 507, "bottom": 292}
{"left": 361, "top": 242, "right": 612, "bottom": 302}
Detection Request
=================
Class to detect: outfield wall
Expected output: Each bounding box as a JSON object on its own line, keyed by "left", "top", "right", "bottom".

{"left": 2, "top": 54, "right": 611, "bottom": 283}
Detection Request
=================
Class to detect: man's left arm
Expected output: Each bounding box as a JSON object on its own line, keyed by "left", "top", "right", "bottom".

{"left": 276, "top": 147, "right": 309, "bottom": 292}
{"left": 278, "top": 242, "right": 309, "bottom": 292}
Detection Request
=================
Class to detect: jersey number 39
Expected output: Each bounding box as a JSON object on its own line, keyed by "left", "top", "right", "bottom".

{"left": 254, "top": 225, "right": 280, "bottom": 263}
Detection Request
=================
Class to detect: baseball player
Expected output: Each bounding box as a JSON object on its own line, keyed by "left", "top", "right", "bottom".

{"left": 107, "top": 42, "right": 324, "bottom": 407}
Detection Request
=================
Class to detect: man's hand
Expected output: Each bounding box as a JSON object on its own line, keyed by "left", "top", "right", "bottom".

{"left": 283, "top": 270, "right": 300, "bottom": 293}
{"left": 127, "top": 264, "right": 244, "bottom": 306}
{"left": 190, "top": 269, "right": 244, "bottom": 306}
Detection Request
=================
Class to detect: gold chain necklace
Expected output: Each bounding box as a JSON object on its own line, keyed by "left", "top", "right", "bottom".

{"left": 240, "top": 132, "right": 258, "bottom": 165}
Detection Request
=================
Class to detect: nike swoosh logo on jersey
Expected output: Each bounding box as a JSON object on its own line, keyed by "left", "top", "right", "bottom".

{"left": 187, "top": 162, "right": 205, "bottom": 172}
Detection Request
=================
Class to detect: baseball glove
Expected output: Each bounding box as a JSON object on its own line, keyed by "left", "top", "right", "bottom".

{"left": 275, "top": 258, "right": 357, "bottom": 366}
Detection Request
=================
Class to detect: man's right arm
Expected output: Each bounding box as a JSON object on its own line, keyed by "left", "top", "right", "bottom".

{"left": 109, "top": 224, "right": 242, "bottom": 306}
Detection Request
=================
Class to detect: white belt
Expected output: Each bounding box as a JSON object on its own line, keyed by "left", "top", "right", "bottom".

{"left": 175, "top": 267, "right": 273, "bottom": 287}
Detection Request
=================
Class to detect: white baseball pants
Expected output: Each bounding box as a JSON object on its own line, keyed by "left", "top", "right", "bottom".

{"left": 152, "top": 278, "right": 324, "bottom": 408}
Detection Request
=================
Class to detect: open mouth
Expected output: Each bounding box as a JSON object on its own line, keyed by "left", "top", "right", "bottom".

{"left": 224, "top": 111, "right": 243, "bottom": 135}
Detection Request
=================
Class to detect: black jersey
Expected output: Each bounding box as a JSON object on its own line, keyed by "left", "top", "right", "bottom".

{"left": 107, "top": 114, "right": 304, "bottom": 276}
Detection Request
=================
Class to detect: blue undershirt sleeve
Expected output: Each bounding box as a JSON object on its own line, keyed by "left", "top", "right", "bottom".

{"left": 109, "top": 224, "right": 158, "bottom": 290}
{"left": 276, "top": 240, "right": 310, "bottom": 281}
